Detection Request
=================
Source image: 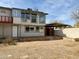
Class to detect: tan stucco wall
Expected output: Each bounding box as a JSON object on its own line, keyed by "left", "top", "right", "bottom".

{"left": 55, "top": 28, "right": 79, "bottom": 38}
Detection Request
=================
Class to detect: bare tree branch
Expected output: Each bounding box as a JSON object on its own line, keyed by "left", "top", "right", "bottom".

{"left": 71, "top": 9, "right": 79, "bottom": 23}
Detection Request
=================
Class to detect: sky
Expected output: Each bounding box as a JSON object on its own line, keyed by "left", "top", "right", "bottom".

{"left": 0, "top": 0, "right": 79, "bottom": 25}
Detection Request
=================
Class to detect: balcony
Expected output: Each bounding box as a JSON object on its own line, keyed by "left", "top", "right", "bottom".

{"left": 0, "top": 16, "right": 13, "bottom": 23}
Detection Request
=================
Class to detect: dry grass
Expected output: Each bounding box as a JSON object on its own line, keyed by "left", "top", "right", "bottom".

{"left": 0, "top": 39, "right": 79, "bottom": 59}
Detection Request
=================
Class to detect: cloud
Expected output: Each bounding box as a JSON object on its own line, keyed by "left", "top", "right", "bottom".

{"left": 0, "top": 0, "right": 33, "bottom": 8}
{"left": 0, "top": 0, "right": 79, "bottom": 25}
{"left": 43, "top": 0, "right": 79, "bottom": 24}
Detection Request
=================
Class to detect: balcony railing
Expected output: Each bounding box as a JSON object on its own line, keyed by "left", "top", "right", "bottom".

{"left": 0, "top": 16, "right": 13, "bottom": 23}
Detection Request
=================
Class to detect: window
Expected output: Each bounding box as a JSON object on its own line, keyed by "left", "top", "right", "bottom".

{"left": 31, "top": 14, "right": 37, "bottom": 23}
{"left": 30, "top": 27, "right": 34, "bottom": 31}
{"left": 12, "top": 10, "right": 21, "bottom": 17}
{"left": 26, "top": 14, "right": 30, "bottom": 19}
{"left": 21, "top": 14, "right": 25, "bottom": 18}
{"left": 21, "top": 14, "right": 26, "bottom": 22}
{"left": 25, "top": 26, "right": 29, "bottom": 31}
{"left": 25, "top": 26, "right": 34, "bottom": 32}
{"left": 39, "top": 15, "right": 45, "bottom": 23}
{"left": 21, "top": 13, "right": 30, "bottom": 22}
{"left": 36, "top": 26, "right": 39, "bottom": 31}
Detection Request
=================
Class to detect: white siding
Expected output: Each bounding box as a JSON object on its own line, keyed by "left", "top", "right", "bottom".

{"left": 13, "top": 17, "right": 21, "bottom": 24}
{"left": 20, "top": 25, "right": 45, "bottom": 37}
{"left": 21, "top": 32, "right": 44, "bottom": 37}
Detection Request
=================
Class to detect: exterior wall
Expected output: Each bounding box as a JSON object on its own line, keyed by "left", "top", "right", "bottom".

{"left": 13, "top": 17, "right": 45, "bottom": 26}
{"left": 55, "top": 28, "right": 79, "bottom": 38}
{"left": 0, "top": 24, "right": 3, "bottom": 37}
{"left": 0, "top": 7, "right": 12, "bottom": 38}
{"left": 13, "top": 16, "right": 45, "bottom": 26}
{"left": 21, "top": 32, "right": 44, "bottom": 37}
{"left": 4, "top": 24, "right": 12, "bottom": 37}
{"left": 12, "top": 9, "right": 21, "bottom": 24}
{"left": 0, "top": 8, "right": 12, "bottom": 23}
{"left": 0, "top": 24, "right": 12, "bottom": 37}
{"left": 16, "top": 25, "right": 45, "bottom": 37}
{"left": 13, "top": 17, "right": 21, "bottom": 24}
{"left": 0, "top": 24, "right": 45, "bottom": 38}
{"left": 0, "top": 7, "right": 46, "bottom": 37}
{"left": 12, "top": 9, "right": 46, "bottom": 25}
{"left": 21, "top": 25, "right": 44, "bottom": 37}
{"left": 0, "top": 8, "right": 11, "bottom": 16}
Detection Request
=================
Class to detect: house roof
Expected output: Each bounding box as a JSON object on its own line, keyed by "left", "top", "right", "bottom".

{"left": 12, "top": 8, "right": 48, "bottom": 15}
{"left": 0, "top": 6, "right": 48, "bottom": 15}
{"left": 46, "top": 23, "right": 72, "bottom": 27}
{"left": 0, "top": 6, "right": 12, "bottom": 10}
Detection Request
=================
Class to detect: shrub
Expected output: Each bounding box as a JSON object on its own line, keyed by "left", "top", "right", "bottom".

{"left": 74, "top": 38, "right": 79, "bottom": 42}
{"left": 2, "top": 38, "right": 17, "bottom": 45}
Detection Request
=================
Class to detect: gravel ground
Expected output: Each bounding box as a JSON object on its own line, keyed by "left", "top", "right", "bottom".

{"left": 0, "top": 39, "right": 79, "bottom": 59}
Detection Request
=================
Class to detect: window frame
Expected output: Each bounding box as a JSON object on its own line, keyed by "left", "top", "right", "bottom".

{"left": 39, "top": 15, "right": 45, "bottom": 23}
{"left": 31, "top": 14, "right": 37, "bottom": 23}
{"left": 25, "top": 26, "right": 35, "bottom": 32}
{"left": 21, "top": 13, "right": 30, "bottom": 22}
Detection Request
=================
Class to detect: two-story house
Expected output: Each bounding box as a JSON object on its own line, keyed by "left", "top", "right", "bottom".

{"left": 0, "top": 7, "right": 48, "bottom": 38}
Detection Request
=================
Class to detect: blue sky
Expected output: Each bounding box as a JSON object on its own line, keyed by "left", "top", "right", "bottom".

{"left": 0, "top": 0, "right": 79, "bottom": 25}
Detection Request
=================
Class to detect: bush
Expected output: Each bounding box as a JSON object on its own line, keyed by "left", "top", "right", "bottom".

{"left": 74, "top": 38, "right": 79, "bottom": 41}
{"left": 2, "top": 38, "right": 17, "bottom": 45}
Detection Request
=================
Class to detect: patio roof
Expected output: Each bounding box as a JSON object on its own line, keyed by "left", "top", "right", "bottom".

{"left": 45, "top": 23, "right": 72, "bottom": 27}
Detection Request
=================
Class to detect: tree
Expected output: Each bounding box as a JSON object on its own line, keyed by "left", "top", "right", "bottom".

{"left": 71, "top": 9, "right": 79, "bottom": 22}
{"left": 71, "top": 9, "right": 79, "bottom": 27}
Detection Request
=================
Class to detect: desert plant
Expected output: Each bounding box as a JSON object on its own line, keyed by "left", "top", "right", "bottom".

{"left": 2, "top": 37, "right": 17, "bottom": 45}
{"left": 74, "top": 38, "right": 79, "bottom": 42}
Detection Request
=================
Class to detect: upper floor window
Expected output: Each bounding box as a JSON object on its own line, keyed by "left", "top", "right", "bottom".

{"left": 21, "top": 14, "right": 25, "bottom": 18}
{"left": 12, "top": 10, "right": 21, "bottom": 17}
{"left": 21, "top": 14, "right": 26, "bottom": 22}
{"left": 26, "top": 14, "right": 30, "bottom": 19}
{"left": 31, "top": 14, "right": 37, "bottom": 23}
{"left": 21, "top": 13, "right": 30, "bottom": 22}
{"left": 39, "top": 15, "right": 45, "bottom": 23}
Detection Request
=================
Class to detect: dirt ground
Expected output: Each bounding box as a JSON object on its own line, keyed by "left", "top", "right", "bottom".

{"left": 0, "top": 39, "right": 79, "bottom": 59}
